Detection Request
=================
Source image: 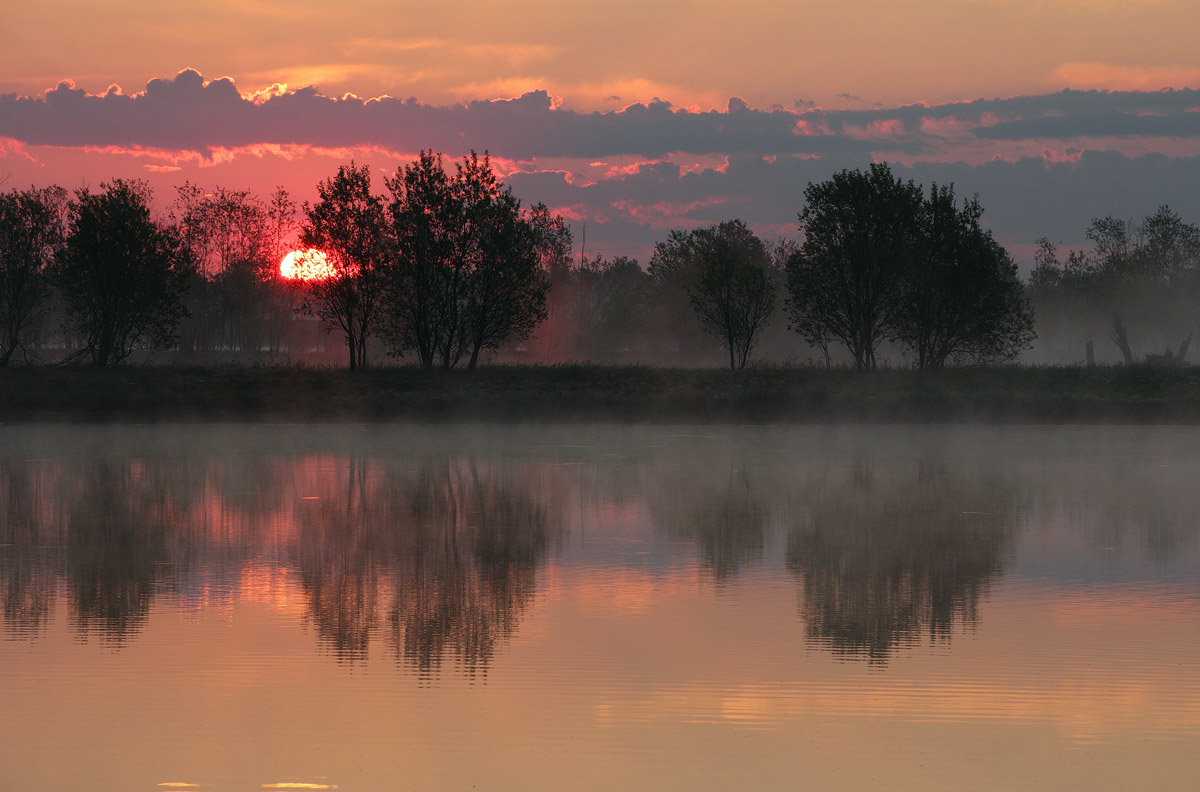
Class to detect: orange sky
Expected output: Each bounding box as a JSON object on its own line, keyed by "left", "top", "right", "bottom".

{"left": 5, "top": 0, "right": 1200, "bottom": 111}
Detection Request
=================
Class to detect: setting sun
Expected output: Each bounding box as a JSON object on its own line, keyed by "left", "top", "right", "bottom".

{"left": 281, "top": 248, "right": 337, "bottom": 281}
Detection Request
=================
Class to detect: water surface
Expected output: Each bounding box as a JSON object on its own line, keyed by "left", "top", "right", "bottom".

{"left": 2, "top": 424, "right": 1199, "bottom": 790}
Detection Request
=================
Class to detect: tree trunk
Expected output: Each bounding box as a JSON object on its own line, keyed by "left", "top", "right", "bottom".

{"left": 1110, "top": 314, "right": 1133, "bottom": 366}
{"left": 95, "top": 330, "right": 113, "bottom": 368}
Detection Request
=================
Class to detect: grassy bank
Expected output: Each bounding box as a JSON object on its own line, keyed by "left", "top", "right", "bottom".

{"left": 3, "top": 364, "right": 1200, "bottom": 423}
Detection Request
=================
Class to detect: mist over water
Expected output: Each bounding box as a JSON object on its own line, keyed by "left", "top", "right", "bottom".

{"left": 2, "top": 424, "right": 1199, "bottom": 790}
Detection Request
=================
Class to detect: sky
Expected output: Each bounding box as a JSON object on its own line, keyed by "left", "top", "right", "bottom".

{"left": 3, "top": 0, "right": 1200, "bottom": 264}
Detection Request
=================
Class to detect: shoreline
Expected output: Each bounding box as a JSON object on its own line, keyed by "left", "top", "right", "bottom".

{"left": 2, "top": 364, "right": 1200, "bottom": 424}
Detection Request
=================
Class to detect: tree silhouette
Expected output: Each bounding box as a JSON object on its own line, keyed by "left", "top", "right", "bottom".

{"left": 58, "top": 180, "right": 191, "bottom": 367}
{"left": 169, "top": 184, "right": 296, "bottom": 357}
{"left": 459, "top": 155, "right": 549, "bottom": 369}
{"left": 565, "top": 254, "right": 649, "bottom": 360}
{"left": 300, "top": 162, "right": 387, "bottom": 370}
{"left": 384, "top": 151, "right": 460, "bottom": 369}
{"left": 685, "top": 220, "right": 778, "bottom": 370}
{"left": 896, "top": 185, "right": 1034, "bottom": 369}
{"left": 647, "top": 229, "right": 712, "bottom": 364}
{"left": 787, "top": 164, "right": 923, "bottom": 370}
{"left": 0, "top": 186, "right": 66, "bottom": 366}
{"left": 383, "top": 151, "right": 552, "bottom": 369}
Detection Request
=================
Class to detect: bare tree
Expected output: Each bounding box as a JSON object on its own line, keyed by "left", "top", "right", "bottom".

{"left": 169, "top": 184, "right": 297, "bottom": 356}
{"left": 1110, "top": 314, "right": 1134, "bottom": 365}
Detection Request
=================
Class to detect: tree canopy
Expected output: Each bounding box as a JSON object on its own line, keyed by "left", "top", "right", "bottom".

{"left": 0, "top": 186, "right": 66, "bottom": 366}
{"left": 895, "top": 185, "right": 1034, "bottom": 369}
{"left": 384, "top": 151, "right": 549, "bottom": 369}
{"left": 664, "top": 220, "right": 778, "bottom": 370}
{"left": 788, "top": 166, "right": 1032, "bottom": 369}
{"left": 300, "top": 162, "right": 387, "bottom": 371}
{"left": 58, "top": 180, "right": 191, "bottom": 367}
{"left": 786, "top": 164, "right": 924, "bottom": 370}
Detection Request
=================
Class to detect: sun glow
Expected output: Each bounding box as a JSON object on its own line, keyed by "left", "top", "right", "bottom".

{"left": 281, "top": 249, "right": 337, "bottom": 281}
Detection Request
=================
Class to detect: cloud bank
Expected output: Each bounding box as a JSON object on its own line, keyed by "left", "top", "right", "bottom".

{"left": 3, "top": 70, "right": 1200, "bottom": 262}
{"left": 5, "top": 69, "right": 1200, "bottom": 160}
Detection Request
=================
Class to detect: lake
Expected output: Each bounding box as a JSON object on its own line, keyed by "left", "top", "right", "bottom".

{"left": 2, "top": 424, "right": 1199, "bottom": 791}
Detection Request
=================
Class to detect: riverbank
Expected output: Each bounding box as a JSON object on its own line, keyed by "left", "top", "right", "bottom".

{"left": 2, "top": 364, "right": 1200, "bottom": 423}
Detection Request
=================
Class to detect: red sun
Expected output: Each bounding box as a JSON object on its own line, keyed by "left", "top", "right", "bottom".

{"left": 280, "top": 249, "right": 337, "bottom": 281}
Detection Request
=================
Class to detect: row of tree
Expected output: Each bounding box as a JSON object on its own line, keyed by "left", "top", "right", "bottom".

{"left": 3, "top": 158, "right": 1138, "bottom": 371}
{"left": 301, "top": 161, "right": 1036, "bottom": 371}
{"left": 630, "top": 164, "right": 1034, "bottom": 370}
{"left": 0, "top": 154, "right": 561, "bottom": 369}
{"left": 301, "top": 153, "right": 559, "bottom": 370}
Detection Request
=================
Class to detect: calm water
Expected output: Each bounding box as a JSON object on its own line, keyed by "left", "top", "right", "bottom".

{"left": 2, "top": 424, "right": 1199, "bottom": 791}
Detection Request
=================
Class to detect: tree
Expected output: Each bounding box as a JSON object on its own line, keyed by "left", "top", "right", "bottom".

{"left": 300, "top": 162, "right": 387, "bottom": 370}
{"left": 786, "top": 164, "right": 924, "bottom": 370}
{"left": 169, "top": 184, "right": 297, "bottom": 356}
{"left": 383, "top": 151, "right": 553, "bottom": 369}
{"left": 458, "top": 155, "right": 549, "bottom": 369}
{"left": 522, "top": 204, "right": 577, "bottom": 361}
{"left": 567, "top": 254, "right": 649, "bottom": 361}
{"left": 0, "top": 186, "right": 67, "bottom": 366}
{"left": 647, "top": 229, "right": 711, "bottom": 364}
{"left": 384, "top": 151, "right": 463, "bottom": 369}
{"left": 895, "top": 185, "right": 1034, "bottom": 369}
{"left": 58, "top": 180, "right": 191, "bottom": 367}
{"left": 683, "top": 220, "right": 777, "bottom": 370}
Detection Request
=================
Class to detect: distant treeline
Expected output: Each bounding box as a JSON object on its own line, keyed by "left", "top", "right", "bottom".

{"left": 0, "top": 155, "right": 1195, "bottom": 369}
{"left": 1030, "top": 207, "right": 1200, "bottom": 365}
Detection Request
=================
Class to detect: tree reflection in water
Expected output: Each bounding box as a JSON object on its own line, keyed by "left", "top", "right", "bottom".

{"left": 787, "top": 456, "right": 1019, "bottom": 663}
{"left": 0, "top": 460, "right": 184, "bottom": 643}
{"left": 292, "top": 456, "right": 552, "bottom": 675}
{"left": 0, "top": 451, "right": 556, "bottom": 675}
{"left": 3, "top": 427, "right": 1200, "bottom": 672}
{"left": 0, "top": 462, "right": 56, "bottom": 638}
{"left": 648, "top": 463, "right": 768, "bottom": 582}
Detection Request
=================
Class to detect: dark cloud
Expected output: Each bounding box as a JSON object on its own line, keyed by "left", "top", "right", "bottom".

{"left": 0, "top": 70, "right": 879, "bottom": 159}
{"left": 14, "top": 70, "right": 1200, "bottom": 163}
{"left": 821, "top": 88, "right": 1200, "bottom": 139}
